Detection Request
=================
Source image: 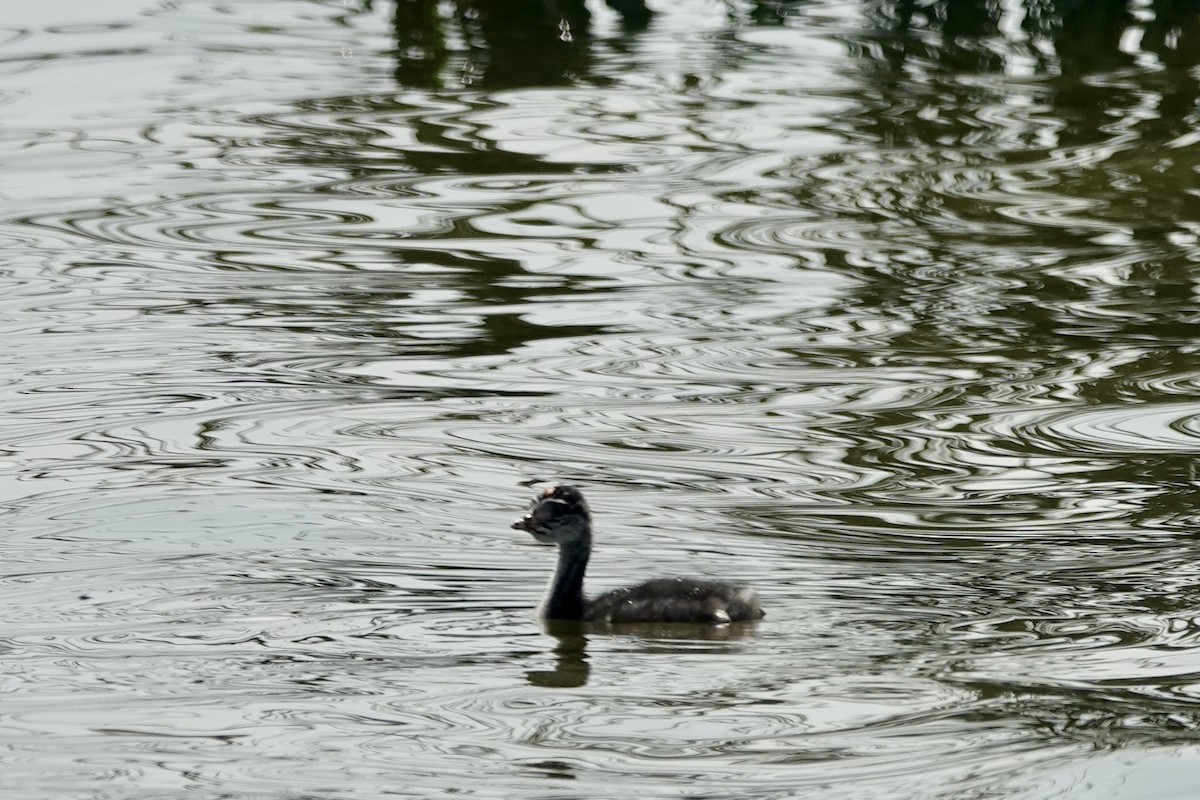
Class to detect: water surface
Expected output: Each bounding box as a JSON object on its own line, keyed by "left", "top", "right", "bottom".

{"left": 4, "top": 1, "right": 1200, "bottom": 798}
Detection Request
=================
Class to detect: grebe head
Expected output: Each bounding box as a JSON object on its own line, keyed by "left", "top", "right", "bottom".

{"left": 511, "top": 484, "right": 591, "bottom": 546}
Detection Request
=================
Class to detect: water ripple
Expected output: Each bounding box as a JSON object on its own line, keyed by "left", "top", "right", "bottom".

{"left": 8, "top": 0, "right": 1200, "bottom": 797}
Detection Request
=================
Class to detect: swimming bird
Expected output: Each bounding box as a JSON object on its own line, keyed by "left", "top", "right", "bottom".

{"left": 511, "top": 484, "right": 764, "bottom": 624}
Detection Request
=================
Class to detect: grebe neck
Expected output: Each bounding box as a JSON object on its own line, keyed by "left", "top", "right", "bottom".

{"left": 542, "top": 540, "right": 590, "bottom": 621}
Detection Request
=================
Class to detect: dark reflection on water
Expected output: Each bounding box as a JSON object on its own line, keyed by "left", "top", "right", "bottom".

{"left": 528, "top": 619, "right": 764, "bottom": 687}
{"left": 5, "top": 0, "right": 1200, "bottom": 798}
{"left": 528, "top": 623, "right": 592, "bottom": 688}
{"left": 393, "top": 0, "right": 652, "bottom": 87}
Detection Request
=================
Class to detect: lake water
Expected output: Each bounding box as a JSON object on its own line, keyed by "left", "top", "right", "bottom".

{"left": 5, "top": 0, "right": 1200, "bottom": 797}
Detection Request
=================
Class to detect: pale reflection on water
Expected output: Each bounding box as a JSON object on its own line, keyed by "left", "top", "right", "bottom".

{"left": 4, "top": 0, "right": 1200, "bottom": 798}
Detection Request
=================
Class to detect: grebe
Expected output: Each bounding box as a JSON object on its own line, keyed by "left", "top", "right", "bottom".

{"left": 511, "top": 484, "right": 764, "bottom": 624}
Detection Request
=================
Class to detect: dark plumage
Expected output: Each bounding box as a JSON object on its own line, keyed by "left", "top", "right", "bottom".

{"left": 510, "top": 484, "right": 764, "bottom": 624}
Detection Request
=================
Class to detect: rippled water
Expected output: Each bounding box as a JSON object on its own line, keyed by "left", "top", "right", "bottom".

{"left": 6, "top": 0, "right": 1200, "bottom": 797}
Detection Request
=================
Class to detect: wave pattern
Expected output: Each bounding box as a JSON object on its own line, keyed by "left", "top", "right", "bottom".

{"left": 6, "top": 0, "right": 1200, "bottom": 797}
